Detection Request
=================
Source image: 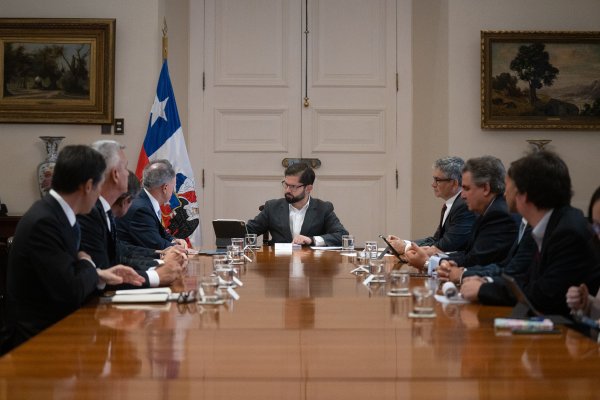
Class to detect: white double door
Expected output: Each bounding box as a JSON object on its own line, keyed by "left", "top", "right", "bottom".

{"left": 190, "top": 0, "right": 403, "bottom": 246}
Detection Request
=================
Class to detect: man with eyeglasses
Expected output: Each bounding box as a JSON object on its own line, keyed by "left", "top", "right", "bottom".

{"left": 405, "top": 156, "right": 518, "bottom": 275}
{"left": 246, "top": 163, "right": 348, "bottom": 246}
{"left": 387, "top": 156, "right": 475, "bottom": 256}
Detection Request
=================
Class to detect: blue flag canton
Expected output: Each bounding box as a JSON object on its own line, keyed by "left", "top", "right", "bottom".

{"left": 143, "top": 61, "right": 182, "bottom": 157}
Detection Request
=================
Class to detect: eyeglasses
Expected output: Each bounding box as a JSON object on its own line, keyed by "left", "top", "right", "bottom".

{"left": 281, "top": 181, "right": 305, "bottom": 191}
{"left": 432, "top": 177, "right": 453, "bottom": 185}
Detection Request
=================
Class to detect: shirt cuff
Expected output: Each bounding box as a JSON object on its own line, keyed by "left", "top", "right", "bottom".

{"left": 146, "top": 269, "right": 160, "bottom": 287}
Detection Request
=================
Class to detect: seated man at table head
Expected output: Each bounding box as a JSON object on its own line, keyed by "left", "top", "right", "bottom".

{"left": 4, "top": 145, "right": 144, "bottom": 351}
{"left": 117, "top": 159, "right": 187, "bottom": 250}
{"left": 462, "top": 151, "right": 600, "bottom": 316}
{"left": 405, "top": 155, "right": 517, "bottom": 271}
{"left": 387, "top": 156, "right": 475, "bottom": 255}
{"left": 78, "top": 141, "right": 185, "bottom": 289}
{"left": 246, "top": 163, "right": 349, "bottom": 246}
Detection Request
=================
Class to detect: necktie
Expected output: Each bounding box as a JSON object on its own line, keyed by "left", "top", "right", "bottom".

{"left": 73, "top": 221, "right": 81, "bottom": 251}
{"left": 439, "top": 204, "right": 447, "bottom": 229}
{"left": 107, "top": 209, "right": 117, "bottom": 244}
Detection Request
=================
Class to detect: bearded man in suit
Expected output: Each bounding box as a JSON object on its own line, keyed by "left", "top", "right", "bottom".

{"left": 247, "top": 163, "right": 348, "bottom": 246}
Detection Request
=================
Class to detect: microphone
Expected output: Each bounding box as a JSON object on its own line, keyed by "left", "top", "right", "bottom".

{"left": 442, "top": 281, "right": 458, "bottom": 298}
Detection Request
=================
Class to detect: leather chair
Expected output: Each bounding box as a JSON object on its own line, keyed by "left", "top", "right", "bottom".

{"left": 258, "top": 205, "right": 272, "bottom": 246}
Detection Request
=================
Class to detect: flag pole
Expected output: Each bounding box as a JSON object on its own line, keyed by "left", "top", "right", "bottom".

{"left": 162, "top": 17, "right": 168, "bottom": 61}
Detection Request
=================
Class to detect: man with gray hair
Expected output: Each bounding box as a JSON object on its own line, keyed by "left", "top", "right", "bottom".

{"left": 388, "top": 156, "right": 475, "bottom": 255}
{"left": 117, "top": 159, "right": 187, "bottom": 250}
{"left": 406, "top": 155, "right": 518, "bottom": 275}
{"left": 78, "top": 141, "right": 186, "bottom": 288}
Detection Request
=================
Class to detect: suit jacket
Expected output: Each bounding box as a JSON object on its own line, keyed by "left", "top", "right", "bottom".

{"left": 246, "top": 197, "right": 348, "bottom": 246}
{"left": 116, "top": 190, "right": 174, "bottom": 250}
{"left": 415, "top": 195, "right": 475, "bottom": 252}
{"left": 447, "top": 195, "right": 517, "bottom": 268}
{"left": 78, "top": 200, "right": 156, "bottom": 288}
{"left": 463, "top": 224, "right": 535, "bottom": 278}
{"left": 478, "top": 206, "right": 600, "bottom": 316}
{"left": 5, "top": 195, "right": 99, "bottom": 348}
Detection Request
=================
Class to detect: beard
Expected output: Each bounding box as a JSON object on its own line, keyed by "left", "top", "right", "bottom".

{"left": 285, "top": 191, "right": 305, "bottom": 204}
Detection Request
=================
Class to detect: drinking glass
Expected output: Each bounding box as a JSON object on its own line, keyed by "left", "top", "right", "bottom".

{"left": 389, "top": 270, "right": 410, "bottom": 295}
{"left": 369, "top": 258, "right": 386, "bottom": 282}
{"left": 212, "top": 254, "right": 230, "bottom": 272}
{"left": 342, "top": 235, "right": 355, "bottom": 253}
{"left": 364, "top": 241, "right": 378, "bottom": 259}
{"left": 183, "top": 263, "right": 198, "bottom": 292}
{"left": 412, "top": 286, "right": 435, "bottom": 315}
{"left": 199, "top": 275, "right": 220, "bottom": 302}
{"left": 215, "top": 264, "right": 235, "bottom": 287}
{"left": 227, "top": 244, "right": 244, "bottom": 265}
{"left": 245, "top": 233, "right": 258, "bottom": 249}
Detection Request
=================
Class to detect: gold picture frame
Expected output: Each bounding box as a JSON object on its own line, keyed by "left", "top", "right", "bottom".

{"left": 481, "top": 30, "right": 600, "bottom": 130}
{"left": 0, "top": 18, "right": 115, "bottom": 124}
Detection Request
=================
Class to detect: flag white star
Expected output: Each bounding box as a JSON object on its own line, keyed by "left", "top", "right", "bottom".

{"left": 150, "top": 95, "right": 169, "bottom": 126}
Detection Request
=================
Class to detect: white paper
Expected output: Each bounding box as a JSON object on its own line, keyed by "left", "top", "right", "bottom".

{"left": 310, "top": 246, "right": 343, "bottom": 250}
{"left": 363, "top": 274, "right": 375, "bottom": 285}
{"left": 275, "top": 243, "right": 295, "bottom": 253}
{"left": 115, "top": 287, "right": 172, "bottom": 295}
{"left": 112, "top": 293, "right": 170, "bottom": 303}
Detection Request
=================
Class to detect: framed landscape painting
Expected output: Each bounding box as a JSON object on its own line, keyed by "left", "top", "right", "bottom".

{"left": 481, "top": 31, "right": 600, "bottom": 129}
{"left": 0, "top": 18, "right": 115, "bottom": 124}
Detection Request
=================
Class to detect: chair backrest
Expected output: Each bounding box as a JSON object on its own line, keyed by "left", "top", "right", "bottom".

{"left": 259, "top": 205, "right": 271, "bottom": 245}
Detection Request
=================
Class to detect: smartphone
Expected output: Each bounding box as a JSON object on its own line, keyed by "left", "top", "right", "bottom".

{"left": 378, "top": 234, "right": 407, "bottom": 262}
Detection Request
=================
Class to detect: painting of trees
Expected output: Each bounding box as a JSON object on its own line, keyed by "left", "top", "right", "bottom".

{"left": 509, "top": 43, "right": 559, "bottom": 105}
{"left": 3, "top": 42, "right": 90, "bottom": 99}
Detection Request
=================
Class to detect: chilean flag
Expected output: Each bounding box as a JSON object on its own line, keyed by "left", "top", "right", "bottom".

{"left": 136, "top": 60, "right": 201, "bottom": 246}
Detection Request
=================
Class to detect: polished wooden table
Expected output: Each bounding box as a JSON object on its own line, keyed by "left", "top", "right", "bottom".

{"left": 1, "top": 248, "right": 600, "bottom": 399}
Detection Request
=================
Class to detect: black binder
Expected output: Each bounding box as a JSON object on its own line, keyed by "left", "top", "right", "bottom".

{"left": 212, "top": 219, "right": 248, "bottom": 248}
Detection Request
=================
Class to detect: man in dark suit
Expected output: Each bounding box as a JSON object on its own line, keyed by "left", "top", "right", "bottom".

{"left": 464, "top": 151, "right": 600, "bottom": 316}
{"left": 4, "top": 146, "right": 144, "bottom": 351}
{"left": 246, "top": 163, "right": 348, "bottom": 246}
{"left": 78, "top": 141, "right": 185, "bottom": 288}
{"left": 388, "top": 156, "right": 476, "bottom": 255}
{"left": 117, "top": 159, "right": 187, "bottom": 250}
{"left": 406, "top": 156, "right": 517, "bottom": 273}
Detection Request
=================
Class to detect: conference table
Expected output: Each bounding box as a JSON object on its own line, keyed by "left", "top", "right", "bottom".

{"left": 1, "top": 247, "right": 600, "bottom": 399}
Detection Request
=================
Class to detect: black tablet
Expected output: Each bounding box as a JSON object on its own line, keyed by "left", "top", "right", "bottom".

{"left": 378, "top": 234, "right": 408, "bottom": 262}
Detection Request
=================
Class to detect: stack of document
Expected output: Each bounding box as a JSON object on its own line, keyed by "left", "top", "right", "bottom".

{"left": 111, "top": 287, "right": 172, "bottom": 303}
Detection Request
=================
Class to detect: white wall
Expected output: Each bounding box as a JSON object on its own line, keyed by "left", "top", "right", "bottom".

{"left": 0, "top": 0, "right": 188, "bottom": 214}
{"left": 411, "top": 0, "right": 600, "bottom": 239}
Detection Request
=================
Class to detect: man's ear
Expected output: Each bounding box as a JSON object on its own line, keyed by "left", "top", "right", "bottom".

{"left": 110, "top": 167, "right": 119, "bottom": 184}
{"left": 81, "top": 178, "right": 94, "bottom": 194}
{"left": 482, "top": 182, "right": 492, "bottom": 197}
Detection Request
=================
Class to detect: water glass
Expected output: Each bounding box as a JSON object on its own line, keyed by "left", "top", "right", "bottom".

{"left": 183, "top": 263, "right": 198, "bottom": 292}
{"left": 342, "top": 235, "right": 355, "bottom": 252}
{"left": 364, "top": 241, "right": 378, "bottom": 259}
{"left": 245, "top": 233, "right": 258, "bottom": 249}
{"left": 412, "top": 286, "right": 435, "bottom": 315}
{"left": 369, "top": 258, "right": 386, "bottom": 282}
{"left": 215, "top": 265, "right": 235, "bottom": 286}
{"left": 200, "top": 275, "right": 220, "bottom": 302}
{"left": 389, "top": 270, "right": 410, "bottom": 295}
{"left": 227, "top": 244, "right": 244, "bottom": 265}
{"left": 212, "top": 254, "right": 230, "bottom": 272}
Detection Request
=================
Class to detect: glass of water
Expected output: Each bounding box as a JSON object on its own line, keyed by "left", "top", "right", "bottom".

{"left": 342, "top": 234, "right": 355, "bottom": 253}
{"left": 245, "top": 233, "right": 258, "bottom": 249}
